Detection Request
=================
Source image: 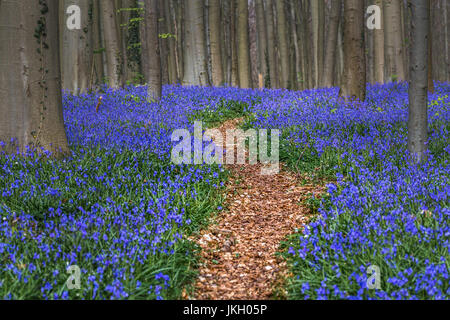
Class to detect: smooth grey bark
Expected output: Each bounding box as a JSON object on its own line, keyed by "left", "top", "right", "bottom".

{"left": 139, "top": 0, "right": 149, "bottom": 82}
{"left": 209, "top": 0, "right": 224, "bottom": 86}
{"left": 373, "top": 0, "right": 385, "bottom": 83}
{"left": 275, "top": 0, "right": 289, "bottom": 89}
{"left": 92, "top": 0, "right": 104, "bottom": 87}
{"left": 446, "top": 0, "right": 449, "bottom": 82}
{"left": 427, "top": 0, "right": 434, "bottom": 93}
{"left": 323, "top": 0, "right": 341, "bottom": 87}
{"left": 255, "top": 0, "right": 267, "bottom": 84}
{"left": 61, "top": 0, "right": 92, "bottom": 94}
{"left": 158, "top": 0, "right": 169, "bottom": 85}
{"left": 222, "top": 0, "right": 232, "bottom": 84}
{"left": 183, "top": 0, "right": 209, "bottom": 86}
{"left": 0, "top": 0, "right": 70, "bottom": 156}
{"left": 407, "top": 0, "right": 429, "bottom": 163}
{"left": 164, "top": 0, "right": 178, "bottom": 84}
{"left": 119, "top": 0, "right": 133, "bottom": 84}
{"left": 384, "top": 0, "right": 406, "bottom": 82}
{"left": 236, "top": 0, "right": 252, "bottom": 88}
{"left": 311, "top": 0, "right": 324, "bottom": 87}
{"left": 290, "top": 0, "right": 301, "bottom": 90}
{"left": 230, "top": 0, "right": 239, "bottom": 87}
{"left": 300, "top": 0, "right": 313, "bottom": 89}
{"left": 100, "top": 0, "right": 123, "bottom": 88}
{"left": 144, "top": 0, "right": 162, "bottom": 100}
{"left": 265, "top": 0, "right": 278, "bottom": 88}
{"left": 174, "top": 0, "right": 184, "bottom": 82}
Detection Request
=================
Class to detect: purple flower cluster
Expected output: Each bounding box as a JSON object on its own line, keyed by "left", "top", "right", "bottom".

{"left": 248, "top": 82, "right": 449, "bottom": 299}
{"left": 0, "top": 85, "right": 265, "bottom": 300}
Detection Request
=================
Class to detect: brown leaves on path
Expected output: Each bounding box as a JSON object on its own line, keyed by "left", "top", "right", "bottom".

{"left": 187, "top": 119, "right": 325, "bottom": 300}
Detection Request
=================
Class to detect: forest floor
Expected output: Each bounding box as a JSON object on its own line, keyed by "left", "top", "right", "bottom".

{"left": 185, "top": 118, "right": 326, "bottom": 300}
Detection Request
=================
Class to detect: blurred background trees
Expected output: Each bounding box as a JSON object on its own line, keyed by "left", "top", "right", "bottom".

{"left": 55, "top": 0, "right": 449, "bottom": 94}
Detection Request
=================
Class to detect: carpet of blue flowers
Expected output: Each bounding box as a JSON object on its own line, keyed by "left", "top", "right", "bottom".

{"left": 0, "top": 82, "right": 449, "bottom": 300}
{"left": 0, "top": 85, "right": 259, "bottom": 300}
{"left": 245, "top": 82, "right": 449, "bottom": 300}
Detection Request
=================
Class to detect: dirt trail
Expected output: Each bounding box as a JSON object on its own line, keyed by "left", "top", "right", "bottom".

{"left": 188, "top": 119, "right": 323, "bottom": 300}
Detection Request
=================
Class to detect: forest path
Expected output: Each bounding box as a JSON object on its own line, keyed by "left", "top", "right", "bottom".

{"left": 187, "top": 118, "right": 323, "bottom": 300}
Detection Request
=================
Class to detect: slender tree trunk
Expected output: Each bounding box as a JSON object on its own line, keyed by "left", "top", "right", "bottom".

{"left": 230, "top": 0, "right": 240, "bottom": 87}
{"left": 139, "top": 0, "right": 149, "bottom": 82}
{"left": 339, "top": 0, "right": 366, "bottom": 101}
{"left": 249, "top": 0, "right": 259, "bottom": 87}
{"left": 384, "top": 0, "right": 406, "bottom": 82}
{"left": 144, "top": 0, "right": 162, "bottom": 100}
{"left": 255, "top": 0, "right": 267, "bottom": 86}
{"left": 299, "top": 0, "right": 312, "bottom": 89}
{"left": 165, "top": 0, "right": 177, "bottom": 84}
{"left": 373, "top": 0, "right": 385, "bottom": 83}
{"left": 223, "top": 0, "right": 232, "bottom": 85}
{"left": 119, "top": 0, "right": 134, "bottom": 84}
{"left": 174, "top": 0, "right": 184, "bottom": 82}
{"left": 318, "top": 0, "right": 325, "bottom": 86}
{"left": 183, "top": 0, "right": 209, "bottom": 86}
{"left": 323, "top": 0, "right": 341, "bottom": 87}
{"left": 311, "top": 0, "right": 319, "bottom": 87}
{"left": 158, "top": 0, "right": 169, "bottom": 85}
{"left": 236, "top": 0, "right": 252, "bottom": 88}
{"left": 408, "top": 0, "right": 429, "bottom": 163}
{"left": 209, "top": 0, "right": 224, "bottom": 86}
{"left": 432, "top": 0, "right": 446, "bottom": 82}
{"left": 61, "top": 0, "right": 92, "bottom": 94}
{"left": 0, "top": 0, "right": 70, "bottom": 155}
{"left": 275, "top": 0, "right": 290, "bottom": 89}
{"left": 290, "top": 0, "right": 301, "bottom": 90}
{"left": 336, "top": 12, "right": 344, "bottom": 86}
{"left": 100, "top": 0, "right": 123, "bottom": 88}
{"left": 91, "top": 0, "right": 104, "bottom": 87}
{"left": 266, "top": 0, "right": 278, "bottom": 88}
{"left": 311, "top": 0, "right": 324, "bottom": 87}
{"left": 427, "top": 0, "right": 434, "bottom": 93}
{"left": 446, "top": 0, "right": 449, "bottom": 82}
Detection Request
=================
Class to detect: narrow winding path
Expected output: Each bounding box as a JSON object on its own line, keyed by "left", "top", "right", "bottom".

{"left": 187, "top": 119, "right": 324, "bottom": 300}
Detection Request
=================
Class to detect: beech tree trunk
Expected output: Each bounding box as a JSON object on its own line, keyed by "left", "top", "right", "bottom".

{"left": 373, "top": 0, "right": 385, "bottom": 83}
{"left": 265, "top": 0, "right": 278, "bottom": 88}
{"left": 0, "top": 0, "right": 70, "bottom": 156}
{"left": 384, "top": 0, "right": 406, "bottom": 82}
{"left": 183, "top": 0, "right": 209, "bottom": 86}
{"left": 61, "top": 0, "right": 92, "bottom": 94}
{"left": 236, "top": 0, "right": 252, "bottom": 88}
{"left": 100, "top": 0, "right": 123, "bottom": 88}
{"left": 144, "top": 0, "right": 162, "bottom": 100}
{"left": 408, "top": 0, "right": 429, "bottom": 163}
{"left": 255, "top": 0, "right": 268, "bottom": 86}
{"left": 230, "top": 0, "right": 239, "bottom": 87}
{"left": 209, "top": 0, "right": 224, "bottom": 86}
{"left": 311, "top": 0, "right": 325, "bottom": 87}
{"left": 119, "top": 0, "right": 137, "bottom": 85}
{"left": 275, "top": 0, "right": 290, "bottom": 89}
{"left": 339, "top": 0, "right": 366, "bottom": 101}
{"left": 427, "top": 0, "right": 434, "bottom": 93}
{"left": 139, "top": 0, "right": 149, "bottom": 82}
{"left": 165, "top": 0, "right": 178, "bottom": 84}
{"left": 223, "top": 0, "right": 232, "bottom": 85}
{"left": 158, "top": 0, "right": 169, "bottom": 85}
{"left": 290, "top": 0, "right": 301, "bottom": 90}
{"left": 91, "top": 0, "right": 104, "bottom": 87}
{"left": 300, "top": 0, "right": 313, "bottom": 89}
{"left": 323, "top": 0, "right": 341, "bottom": 87}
